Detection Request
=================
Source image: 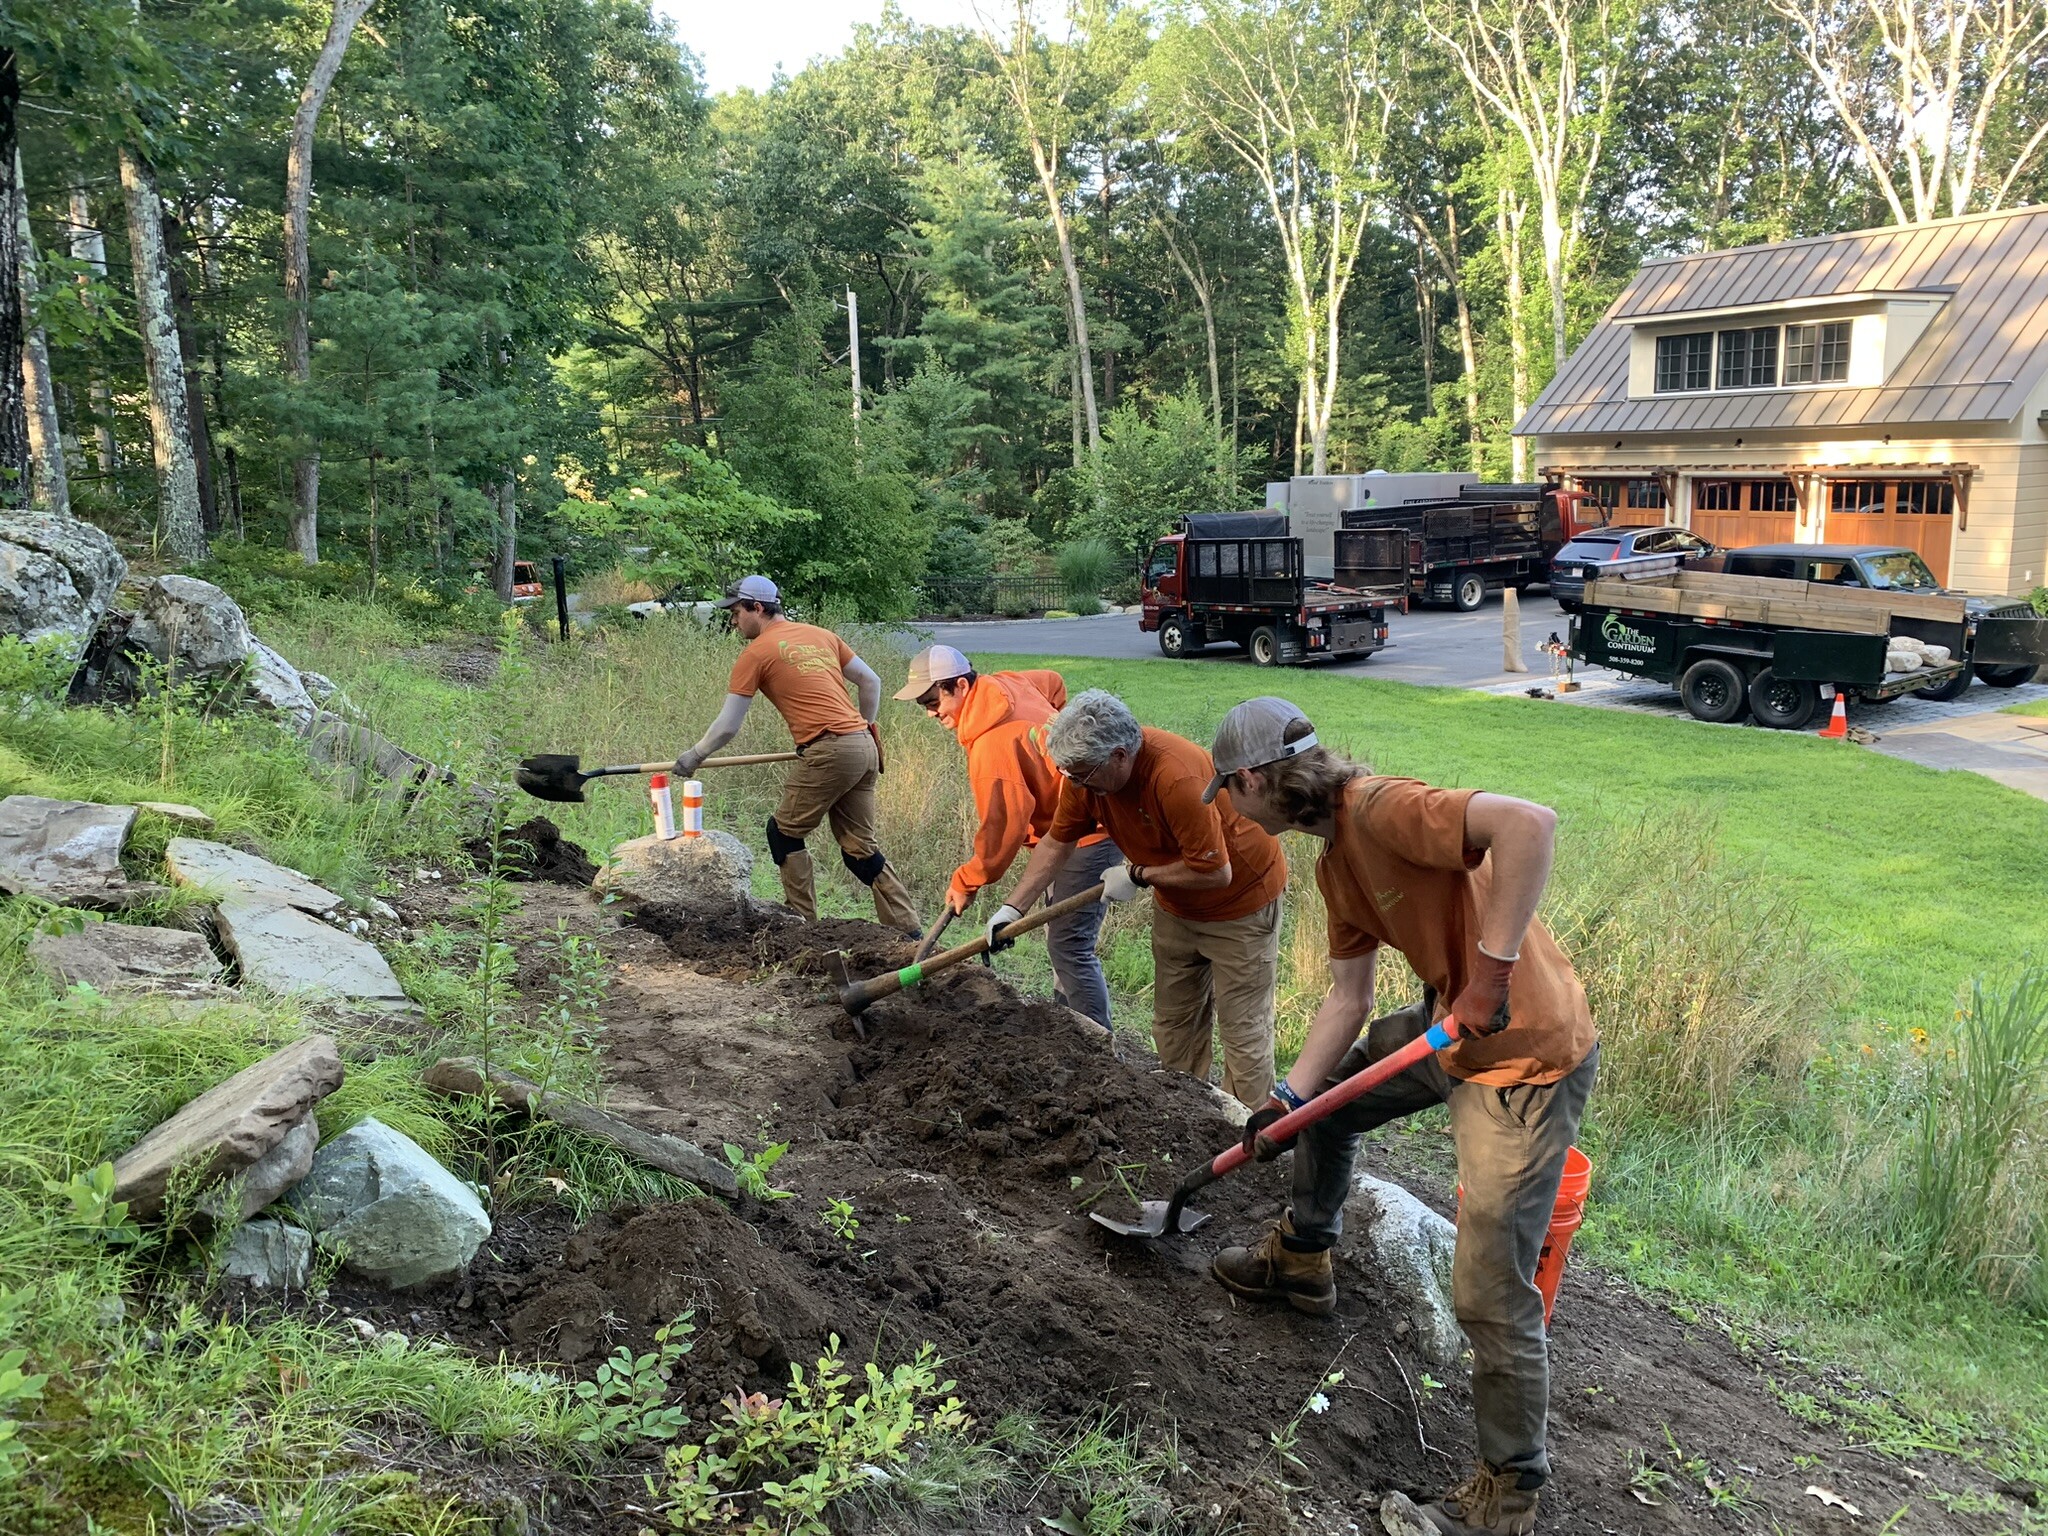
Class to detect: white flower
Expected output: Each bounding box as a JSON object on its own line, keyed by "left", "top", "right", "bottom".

{"left": 1307, "top": 1393, "right": 1331, "bottom": 1415}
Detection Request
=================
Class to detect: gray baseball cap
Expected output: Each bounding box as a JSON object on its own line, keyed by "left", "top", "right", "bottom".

{"left": 1203, "top": 696, "right": 1319, "bottom": 802}
{"left": 714, "top": 574, "right": 780, "bottom": 609}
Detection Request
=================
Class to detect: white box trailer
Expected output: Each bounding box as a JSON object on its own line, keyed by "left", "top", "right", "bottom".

{"left": 1265, "top": 473, "right": 1474, "bottom": 577}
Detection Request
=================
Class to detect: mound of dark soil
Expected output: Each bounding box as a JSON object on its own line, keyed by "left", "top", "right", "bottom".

{"left": 467, "top": 816, "right": 598, "bottom": 885}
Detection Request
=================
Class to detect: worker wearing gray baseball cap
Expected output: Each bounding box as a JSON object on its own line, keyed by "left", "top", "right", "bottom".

{"left": 1203, "top": 696, "right": 1598, "bottom": 1536}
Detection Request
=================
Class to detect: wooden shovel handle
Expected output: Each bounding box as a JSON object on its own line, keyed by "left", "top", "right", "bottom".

{"left": 841, "top": 884, "right": 1108, "bottom": 1009}
{"left": 619, "top": 751, "right": 799, "bottom": 773}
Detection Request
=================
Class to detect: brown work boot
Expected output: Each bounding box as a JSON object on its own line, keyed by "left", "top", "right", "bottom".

{"left": 1401, "top": 1463, "right": 1540, "bottom": 1535}
{"left": 1209, "top": 1213, "right": 1336, "bottom": 1316}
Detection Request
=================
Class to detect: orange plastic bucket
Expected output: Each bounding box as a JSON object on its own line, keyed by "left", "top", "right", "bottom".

{"left": 1455, "top": 1145, "right": 1592, "bottom": 1327}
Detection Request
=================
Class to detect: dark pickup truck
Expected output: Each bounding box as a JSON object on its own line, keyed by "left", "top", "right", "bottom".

{"left": 1140, "top": 512, "right": 1399, "bottom": 666}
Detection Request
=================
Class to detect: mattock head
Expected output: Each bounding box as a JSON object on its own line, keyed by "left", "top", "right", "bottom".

{"left": 824, "top": 950, "right": 868, "bottom": 1039}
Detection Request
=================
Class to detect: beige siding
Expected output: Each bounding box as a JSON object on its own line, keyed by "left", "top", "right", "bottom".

{"left": 2015, "top": 444, "right": 2048, "bottom": 593}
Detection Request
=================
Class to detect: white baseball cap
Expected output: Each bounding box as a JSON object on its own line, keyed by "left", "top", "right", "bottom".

{"left": 1202, "top": 696, "right": 1319, "bottom": 802}
{"left": 714, "top": 574, "right": 780, "bottom": 609}
{"left": 894, "top": 644, "right": 974, "bottom": 701}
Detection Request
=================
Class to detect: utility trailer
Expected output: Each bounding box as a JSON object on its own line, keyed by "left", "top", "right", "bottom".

{"left": 1340, "top": 484, "right": 1582, "bottom": 610}
{"left": 1139, "top": 513, "right": 1397, "bottom": 666}
{"left": 1567, "top": 567, "right": 2048, "bottom": 727}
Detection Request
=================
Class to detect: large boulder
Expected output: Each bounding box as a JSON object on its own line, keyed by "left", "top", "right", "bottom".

{"left": 112, "top": 1034, "right": 345, "bottom": 1220}
{"left": 289, "top": 1117, "right": 491, "bottom": 1288}
{"left": 594, "top": 829, "right": 753, "bottom": 911}
{"left": 125, "top": 574, "right": 252, "bottom": 683}
{"left": 28, "top": 921, "right": 223, "bottom": 994}
{"left": 220, "top": 1218, "right": 314, "bottom": 1290}
{"left": 0, "top": 510, "right": 126, "bottom": 658}
{"left": 1345, "top": 1173, "right": 1465, "bottom": 1367}
{"left": 243, "top": 639, "right": 316, "bottom": 725}
{"left": 0, "top": 796, "right": 138, "bottom": 904}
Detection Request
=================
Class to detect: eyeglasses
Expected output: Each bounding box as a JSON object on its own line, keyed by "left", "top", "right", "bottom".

{"left": 1072, "top": 755, "right": 1121, "bottom": 789}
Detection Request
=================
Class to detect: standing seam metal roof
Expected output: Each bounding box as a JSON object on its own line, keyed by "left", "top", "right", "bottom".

{"left": 1516, "top": 204, "right": 2048, "bottom": 437}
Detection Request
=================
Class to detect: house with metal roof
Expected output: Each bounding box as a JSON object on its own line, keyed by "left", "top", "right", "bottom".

{"left": 1515, "top": 204, "right": 2048, "bottom": 594}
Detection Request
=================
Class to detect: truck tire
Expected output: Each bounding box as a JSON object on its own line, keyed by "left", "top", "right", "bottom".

{"left": 1453, "top": 572, "right": 1487, "bottom": 611}
{"left": 1679, "top": 657, "right": 1748, "bottom": 724}
{"left": 1158, "top": 615, "right": 1201, "bottom": 658}
{"left": 1914, "top": 667, "right": 1974, "bottom": 702}
{"left": 1746, "top": 668, "right": 1818, "bottom": 730}
{"left": 1248, "top": 626, "right": 1282, "bottom": 667}
{"left": 1975, "top": 663, "right": 2038, "bottom": 687}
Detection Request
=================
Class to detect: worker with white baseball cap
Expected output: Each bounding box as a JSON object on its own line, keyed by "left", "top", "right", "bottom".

{"left": 896, "top": 646, "right": 1120, "bottom": 1028}
{"left": 1202, "top": 696, "right": 1598, "bottom": 1536}
{"left": 674, "top": 575, "right": 918, "bottom": 931}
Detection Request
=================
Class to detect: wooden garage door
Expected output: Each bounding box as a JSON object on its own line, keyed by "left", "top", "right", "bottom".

{"left": 1822, "top": 479, "right": 1954, "bottom": 585}
{"left": 1580, "top": 476, "right": 1668, "bottom": 527}
{"left": 1689, "top": 478, "right": 1796, "bottom": 548}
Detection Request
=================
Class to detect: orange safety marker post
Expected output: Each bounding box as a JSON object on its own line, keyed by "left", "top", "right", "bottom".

{"left": 681, "top": 779, "right": 705, "bottom": 838}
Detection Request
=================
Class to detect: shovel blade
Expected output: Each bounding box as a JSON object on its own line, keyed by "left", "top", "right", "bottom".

{"left": 515, "top": 754, "right": 589, "bottom": 803}
{"left": 1088, "top": 1201, "right": 1211, "bottom": 1239}
{"left": 823, "top": 951, "right": 867, "bottom": 1039}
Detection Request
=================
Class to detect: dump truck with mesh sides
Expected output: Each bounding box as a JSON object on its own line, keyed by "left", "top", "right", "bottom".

{"left": 1138, "top": 512, "right": 1402, "bottom": 667}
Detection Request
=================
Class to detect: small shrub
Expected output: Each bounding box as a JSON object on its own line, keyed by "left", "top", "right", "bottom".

{"left": 1054, "top": 538, "right": 1117, "bottom": 605}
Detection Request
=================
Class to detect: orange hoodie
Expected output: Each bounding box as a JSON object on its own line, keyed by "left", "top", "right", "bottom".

{"left": 946, "top": 669, "right": 1102, "bottom": 907}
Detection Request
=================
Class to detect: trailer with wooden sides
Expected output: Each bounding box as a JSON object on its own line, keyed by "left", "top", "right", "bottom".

{"left": 1568, "top": 567, "right": 2048, "bottom": 727}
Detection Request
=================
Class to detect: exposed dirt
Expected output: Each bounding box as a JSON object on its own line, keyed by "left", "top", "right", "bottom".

{"left": 334, "top": 861, "right": 2017, "bottom": 1534}
{"left": 466, "top": 816, "right": 600, "bottom": 886}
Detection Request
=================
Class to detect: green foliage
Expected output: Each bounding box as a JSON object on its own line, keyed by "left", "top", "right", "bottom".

{"left": 43, "top": 1163, "right": 143, "bottom": 1248}
{"left": 0, "top": 638, "right": 77, "bottom": 703}
{"left": 723, "top": 1141, "right": 796, "bottom": 1202}
{"left": 1068, "top": 391, "right": 1258, "bottom": 561}
{"left": 654, "top": 1337, "right": 968, "bottom": 1534}
{"left": 820, "top": 1197, "right": 860, "bottom": 1245}
{"left": 1054, "top": 538, "right": 1119, "bottom": 603}
{"left": 572, "top": 1316, "right": 695, "bottom": 1448}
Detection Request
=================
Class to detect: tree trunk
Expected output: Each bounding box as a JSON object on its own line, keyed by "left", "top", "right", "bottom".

{"left": 1041, "top": 167, "right": 1100, "bottom": 455}
{"left": 1158, "top": 219, "right": 1223, "bottom": 450}
{"left": 13, "top": 147, "right": 66, "bottom": 512}
{"left": 161, "top": 204, "right": 217, "bottom": 533}
{"left": 0, "top": 54, "right": 29, "bottom": 508}
{"left": 284, "top": 0, "right": 376, "bottom": 565}
{"left": 119, "top": 144, "right": 206, "bottom": 561}
{"left": 1497, "top": 183, "right": 1530, "bottom": 482}
{"left": 67, "top": 188, "right": 117, "bottom": 474}
{"left": 494, "top": 471, "right": 517, "bottom": 601}
{"left": 1445, "top": 201, "right": 1483, "bottom": 478}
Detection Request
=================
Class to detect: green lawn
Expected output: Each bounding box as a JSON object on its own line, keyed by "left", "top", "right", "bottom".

{"left": 986, "top": 654, "right": 2048, "bottom": 1032}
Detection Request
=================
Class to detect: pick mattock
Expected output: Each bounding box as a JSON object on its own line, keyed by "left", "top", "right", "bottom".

{"left": 826, "top": 884, "right": 1107, "bottom": 1018}
{"left": 1088, "top": 1016, "right": 1467, "bottom": 1239}
{"left": 514, "top": 751, "right": 797, "bottom": 803}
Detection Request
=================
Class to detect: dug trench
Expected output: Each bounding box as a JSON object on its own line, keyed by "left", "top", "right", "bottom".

{"left": 312, "top": 840, "right": 2014, "bottom": 1535}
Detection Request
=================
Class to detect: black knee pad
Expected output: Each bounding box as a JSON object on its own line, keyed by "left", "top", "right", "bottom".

{"left": 840, "top": 847, "right": 887, "bottom": 885}
{"left": 765, "top": 816, "right": 807, "bottom": 866}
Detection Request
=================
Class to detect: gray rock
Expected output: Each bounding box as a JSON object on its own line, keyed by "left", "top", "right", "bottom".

{"left": 0, "top": 795, "right": 137, "bottom": 903}
{"left": 125, "top": 574, "right": 252, "bottom": 682}
{"left": 214, "top": 895, "right": 416, "bottom": 1012}
{"left": 593, "top": 828, "right": 753, "bottom": 910}
{"left": 206, "top": 1115, "right": 321, "bottom": 1223}
{"left": 290, "top": 1117, "right": 491, "bottom": 1288}
{"left": 112, "top": 1034, "right": 345, "bottom": 1220}
{"left": 244, "top": 639, "right": 316, "bottom": 725}
{"left": 27, "top": 921, "right": 223, "bottom": 993}
{"left": 0, "top": 510, "right": 126, "bottom": 657}
{"left": 164, "top": 837, "right": 342, "bottom": 914}
{"left": 135, "top": 801, "right": 215, "bottom": 830}
{"left": 300, "top": 711, "right": 441, "bottom": 793}
{"left": 221, "top": 1219, "right": 313, "bottom": 1290}
{"left": 1345, "top": 1173, "right": 1465, "bottom": 1366}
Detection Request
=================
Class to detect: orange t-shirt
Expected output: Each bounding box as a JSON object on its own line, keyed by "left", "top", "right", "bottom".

{"left": 726, "top": 622, "right": 867, "bottom": 745}
{"left": 1049, "top": 727, "right": 1286, "bottom": 923}
{"left": 1316, "top": 776, "right": 1596, "bottom": 1086}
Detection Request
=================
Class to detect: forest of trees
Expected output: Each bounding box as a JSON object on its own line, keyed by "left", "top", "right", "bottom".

{"left": 5, "top": 0, "right": 2048, "bottom": 616}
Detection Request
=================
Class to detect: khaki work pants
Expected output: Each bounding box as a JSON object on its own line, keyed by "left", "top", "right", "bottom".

{"left": 1288, "top": 999, "right": 1598, "bottom": 1481}
{"left": 1150, "top": 897, "right": 1281, "bottom": 1106}
{"left": 772, "top": 730, "right": 918, "bottom": 932}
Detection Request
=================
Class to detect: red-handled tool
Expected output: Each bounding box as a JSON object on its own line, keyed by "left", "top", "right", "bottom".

{"left": 1089, "top": 1016, "right": 1464, "bottom": 1238}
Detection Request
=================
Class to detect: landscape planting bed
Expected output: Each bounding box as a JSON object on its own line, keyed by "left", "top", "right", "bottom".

{"left": 308, "top": 832, "right": 2004, "bottom": 1534}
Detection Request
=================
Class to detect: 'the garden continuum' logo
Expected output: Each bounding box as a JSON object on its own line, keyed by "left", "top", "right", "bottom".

{"left": 1600, "top": 613, "right": 1657, "bottom": 654}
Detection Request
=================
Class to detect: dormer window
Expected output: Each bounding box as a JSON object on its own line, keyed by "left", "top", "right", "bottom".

{"left": 1717, "top": 326, "right": 1778, "bottom": 388}
{"left": 1783, "top": 321, "right": 1851, "bottom": 383}
{"left": 1654, "top": 332, "right": 1713, "bottom": 392}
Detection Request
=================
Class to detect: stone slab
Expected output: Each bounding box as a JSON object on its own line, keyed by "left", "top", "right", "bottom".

{"left": 27, "top": 922, "right": 223, "bottom": 992}
{"left": 112, "top": 1034, "right": 344, "bottom": 1220}
{"left": 215, "top": 895, "right": 414, "bottom": 1010}
{"left": 135, "top": 801, "right": 215, "bottom": 829}
{"left": 165, "top": 837, "right": 341, "bottom": 914}
{"left": 0, "top": 796, "right": 137, "bottom": 903}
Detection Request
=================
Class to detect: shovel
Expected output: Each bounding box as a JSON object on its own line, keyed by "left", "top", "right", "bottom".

{"left": 826, "top": 884, "right": 1108, "bottom": 1017}
{"left": 1089, "top": 1016, "right": 1465, "bottom": 1239}
{"left": 912, "top": 908, "right": 956, "bottom": 962}
{"left": 515, "top": 751, "right": 798, "bottom": 803}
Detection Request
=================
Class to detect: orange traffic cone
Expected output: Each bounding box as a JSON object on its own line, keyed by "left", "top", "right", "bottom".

{"left": 1818, "top": 691, "right": 1848, "bottom": 739}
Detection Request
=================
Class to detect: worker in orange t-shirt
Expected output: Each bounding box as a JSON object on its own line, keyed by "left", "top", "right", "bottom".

{"left": 673, "top": 576, "right": 917, "bottom": 932}
{"left": 896, "top": 645, "right": 1120, "bottom": 1028}
{"left": 991, "top": 689, "right": 1286, "bottom": 1104}
{"left": 1202, "top": 696, "right": 1598, "bottom": 1536}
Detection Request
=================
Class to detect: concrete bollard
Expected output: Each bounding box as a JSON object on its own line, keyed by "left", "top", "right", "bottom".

{"left": 1502, "top": 588, "right": 1529, "bottom": 673}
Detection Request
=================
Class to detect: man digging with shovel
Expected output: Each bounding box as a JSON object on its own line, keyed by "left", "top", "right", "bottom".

{"left": 897, "top": 646, "right": 1121, "bottom": 1029}
{"left": 990, "top": 690, "right": 1287, "bottom": 1104}
{"left": 1202, "top": 697, "right": 1598, "bottom": 1536}
{"left": 673, "top": 576, "right": 918, "bottom": 933}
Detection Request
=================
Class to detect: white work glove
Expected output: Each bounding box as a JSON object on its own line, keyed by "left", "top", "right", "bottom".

{"left": 673, "top": 746, "right": 705, "bottom": 776}
{"left": 1099, "top": 864, "right": 1143, "bottom": 903}
{"left": 984, "top": 903, "right": 1024, "bottom": 953}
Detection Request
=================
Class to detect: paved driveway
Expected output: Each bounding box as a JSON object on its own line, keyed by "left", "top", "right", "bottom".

{"left": 903, "top": 596, "right": 1572, "bottom": 693}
